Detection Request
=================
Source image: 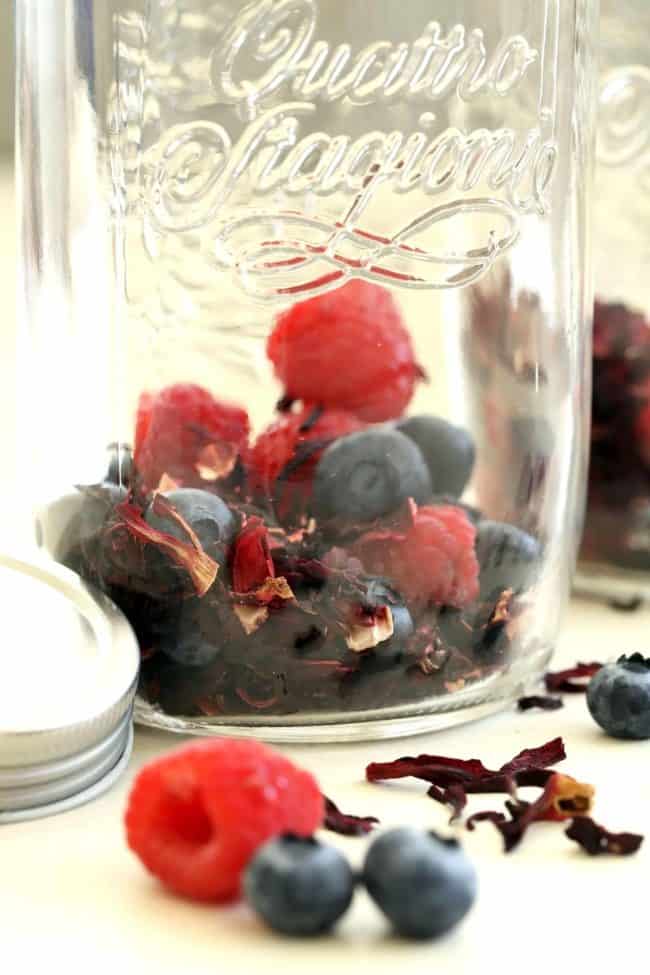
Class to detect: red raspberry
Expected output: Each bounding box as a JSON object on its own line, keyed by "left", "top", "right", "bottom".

{"left": 267, "top": 281, "right": 422, "bottom": 422}
{"left": 134, "top": 383, "right": 250, "bottom": 491}
{"left": 352, "top": 504, "right": 479, "bottom": 609}
{"left": 248, "top": 406, "right": 363, "bottom": 519}
{"left": 125, "top": 739, "right": 323, "bottom": 903}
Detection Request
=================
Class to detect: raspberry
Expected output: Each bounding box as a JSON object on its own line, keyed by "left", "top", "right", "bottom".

{"left": 248, "top": 406, "right": 363, "bottom": 519}
{"left": 134, "top": 383, "right": 250, "bottom": 491}
{"left": 125, "top": 739, "right": 323, "bottom": 903}
{"left": 267, "top": 281, "right": 422, "bottom": 422}
{"left": 352, "top": 504, "right": 479, "bottom": 609}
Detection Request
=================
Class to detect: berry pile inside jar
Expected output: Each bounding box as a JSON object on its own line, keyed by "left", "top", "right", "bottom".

{"left": 581, "top": 300, "right": 650, "bottom": 572}
{"left": 59, "top": 281, "right": 542, "bottom": 719}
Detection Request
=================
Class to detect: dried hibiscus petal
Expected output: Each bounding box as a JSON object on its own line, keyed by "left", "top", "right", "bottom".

{"left": 518, "top": 695, "right": 564, "bottom": 711}
{"left": 471, "top": 772, "right": 595, "bottom": 852}
{"left": 366, "top": 738, "right": 566, "bottom": 820}
{"left": 544, "top": 662, "right": 603, "bottom": 693}
{"left": 565, "top": 817, "right": 643, "bottom": 856}
{"left": 499, "top": 738, "right": 566, "bottom": 775}
{"left": 323, "top": 796, "right": 379, "bottom": 837}
{"left": 345, "top": 605, "right": 394, "bottom": 653}
{"left": 466, "top": 810, "right": 507, "bottom": 831}
{"left": 231, "top": 517, "right": 275, "bottom": 593}
{"left": 113, "top": 500, "right": 218, "bottom": 597}
{"left": 251, "top": 576, "right": 295, "bottom": 605}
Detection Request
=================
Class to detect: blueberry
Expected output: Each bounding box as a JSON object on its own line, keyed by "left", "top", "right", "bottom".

{"left": 106, "top": 442, "right": 134, "bottom": 487}
{"left": 244, "top": 835, "right": 355, "bottom": 936}
{"left": 144, "top": 488, "right": 235, "bottom": 551}
{"left": 159, "top": 622, "right": 222, "bottom": 668}
{"left": 362, "top": 827, "right": 477, "bottom": 940}
{"left": 474, "top": 521, "right": 541, "bottom": 600}
{"left": 587, "top": 654, "right": 650, "bottom": 739}
{"left": 396, "top": 416, "right": 475, "bottom": 498}
{"left": 363, "top": 579, "right": 414, "bottom": 657}
{"left": 313, "top": 429, "right": 431, "bottom": 522}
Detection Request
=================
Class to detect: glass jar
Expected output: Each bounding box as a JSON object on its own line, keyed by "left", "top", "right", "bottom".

{"left": 17, "top": 0, "right": 597, "bottom": 741}
{"left": 576, "top": 0, "right": 650, "bottom": 601}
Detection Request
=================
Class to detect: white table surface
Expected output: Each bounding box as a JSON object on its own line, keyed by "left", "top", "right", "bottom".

{"left": 3, "top": 155, "right": 650, "bottom": 973}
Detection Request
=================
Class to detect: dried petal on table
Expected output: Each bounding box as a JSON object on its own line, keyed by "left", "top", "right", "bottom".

{"left": 544, "top": 662, "right": 603, "bottom": 693}
{"left": 323, "top": 796, "right": 379, "bottom": 837}
{"left": 565, "top": 817, "right": 643, "bottom": 856}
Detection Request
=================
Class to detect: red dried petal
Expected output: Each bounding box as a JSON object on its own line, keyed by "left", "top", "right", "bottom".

{"left": 366, "top": 754, "right": 495, "bottom": 787}
{"left": 252, "top": 576, "right": 295, "bottom": 605}
{"left": 535, "top": 773, "right": 595, "bottom": 823}
{"left": 544, "top": 662, "right": 603, "bottom": 693}
{"left": 113, "top": 500, "right": 218, "bottom": 597}
{"left": 472, "top": 772, "right": 595, "bottom": 852}
{"left": 565, "top": 817, "right": 643, "bottom": 856}
{"left": 323, "top": 796, "right": 379, "bottom": 837}
{"left": 367, "top": 739, "right": 566, "bottom": 820}
{"left": 517, "top": 695, "right": 564, "bottom": 712}
{"left": 466, "top": 810, "right": 507, "bottom": 832}
{"left": 231, "top": 517, "right": 275, "bottom": 593}
{"left": 499, "top": 737, "right": 566, "bottom": 775}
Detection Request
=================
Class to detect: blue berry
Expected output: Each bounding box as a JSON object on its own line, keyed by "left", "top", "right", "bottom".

{"left": 363, "top": 579, "right": 414, "bottom": 658}
{"left": 244, "top": 834, "right": 355, "bottom": 936}
{"left": 587, "top": 655, "right": 650, "bottom": 739}
{"left": 313, "top": 429, "right": 431, "bottom": 522}
{"left": 475, "top": 521, "right": 541, "bottom": 600}
{"left": 144, "top": 488, "right": 235, "bottom": 551}
{"left": 396, "top": 416, "right": 475, "bottom": 498}
{"left": 158, "top": 620, "right": 222, "bottom": 668}
{"left": 363, "top": 828, "right": 476, "bottom": 940}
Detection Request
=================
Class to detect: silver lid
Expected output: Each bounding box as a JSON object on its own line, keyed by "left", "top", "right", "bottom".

{"left": 0, "top": 552, "right": 139, "bottom": 821}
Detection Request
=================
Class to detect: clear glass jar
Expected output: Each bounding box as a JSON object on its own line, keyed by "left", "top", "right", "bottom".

{"left": 576, "top": 0, "right": 650, "bottom": 601}
{"left": 17, "top": 0, "right": 597, "bottom": 741}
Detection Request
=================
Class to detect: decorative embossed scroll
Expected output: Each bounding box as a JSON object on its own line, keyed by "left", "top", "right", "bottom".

{"left": 139, "top": 0, "right": 561, "bottom": 300}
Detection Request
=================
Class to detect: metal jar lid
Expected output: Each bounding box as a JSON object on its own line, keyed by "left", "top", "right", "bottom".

{"left": 0, "top": 552, "right": 139, "bottom": 823}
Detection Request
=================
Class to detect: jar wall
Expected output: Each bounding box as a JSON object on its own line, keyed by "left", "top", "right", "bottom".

{"left": 18, "top": 0, "right": 597, "bottom": 739}
{"left": 576, "top": 1, "right": 650, "bottom": 599}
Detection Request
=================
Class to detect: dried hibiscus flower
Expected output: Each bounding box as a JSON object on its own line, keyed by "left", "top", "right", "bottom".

{"left": 544, "top": 662, "right": 603, "bottom": 693}
{"left": 231, "top": 517, "right": 275, "bottom": 593}
{"left": 111, "top": 499, "right": 218, "bottom": 597}
{"left": 565, "top": 817, "right": 643, "bottom": 856}
{"left": 366, "top": 738, "right": 566, "bottom": 821}
{"left": 467, "top": 772, "right": 595, "bottom": 852}
{"left": 517, "top": 695, "right": 564, "bottom": 712}
{"left": 323, "top": 796, "right": 379, "bottom": 837}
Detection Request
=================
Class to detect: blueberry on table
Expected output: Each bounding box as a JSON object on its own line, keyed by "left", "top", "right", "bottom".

{"left": 396, "top": 416, "right": 475, "bottom": 498}
{"left": 144, "top": 488, "right": 235, "bottom": 551}
{"left": 587, "top": 654, "right": 650, "bottom": 739}
{"left": 313, "top": 429, "right": 432, "bottom": 522}
{"left": 474, "top": 520, "right": 541, "bottom": 599}
{"left": 362, "top": 827, "right": 477, "bottom": 940}
{"left": 244, "top": 835, "right": 355, "bottom": 936}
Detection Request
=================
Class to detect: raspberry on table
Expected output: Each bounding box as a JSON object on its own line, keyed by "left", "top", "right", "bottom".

{"left": 247, "top": 405, "right": 363, "bottom": 519}
{"left": 352, "top": 503, "right": 479, "bottom": 609}
{"left": 134, "top": 383, "right": 250, "bottom": 491}
{"left": 125, "top": 739, "right": 324, "bottom": 902}
{"left": 267, "top": 280, "right": 423, "bottom": 422}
